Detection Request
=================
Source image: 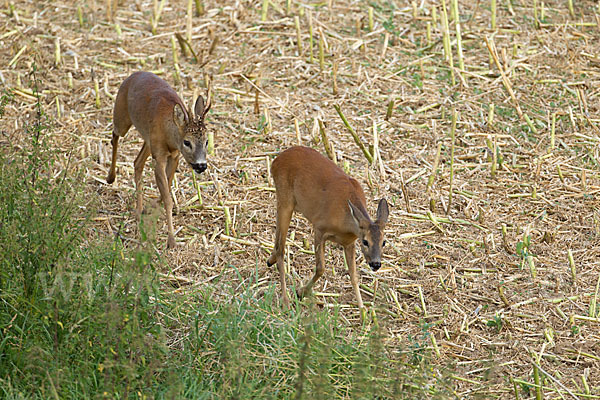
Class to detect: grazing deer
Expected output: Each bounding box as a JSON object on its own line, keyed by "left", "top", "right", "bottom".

{"left": 106, "top": 71, "right": 211, "bottom": 248}
{"left": 267, "top": 146, "right": 389, "bottom": 310}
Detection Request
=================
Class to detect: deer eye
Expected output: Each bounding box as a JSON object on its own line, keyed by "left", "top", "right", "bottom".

{"left": 183, "top": 140, "right": 191, "bottom": 148}
{"left": 362, "top": 240, "right": 369, "bottom": 247}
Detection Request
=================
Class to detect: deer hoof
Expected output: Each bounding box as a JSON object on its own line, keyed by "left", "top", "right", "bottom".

{"left": 167, "top": 236, "right": 176, "bottom": 249}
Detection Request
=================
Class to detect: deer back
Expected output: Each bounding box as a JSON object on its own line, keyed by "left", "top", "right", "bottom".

{"left": 271, "top": 146, "right": 367, "bottom": 235}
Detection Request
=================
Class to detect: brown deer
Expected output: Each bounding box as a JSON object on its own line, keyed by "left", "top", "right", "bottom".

{"left": 106, "top": 71, "right": 211, "bottom": 248}
{"left": 267, "top": 146, "right": 389, "bottom": 310}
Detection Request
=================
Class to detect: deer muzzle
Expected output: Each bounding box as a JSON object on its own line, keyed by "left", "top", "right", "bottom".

{"left": 192, "top": 162, "right": 207, "bottom": 174}
{"left": 369, "top": 261, "right": 381, "bottom": 271}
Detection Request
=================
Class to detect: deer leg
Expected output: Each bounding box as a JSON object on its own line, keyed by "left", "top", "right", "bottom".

{"left": 267, "top": 200, "right": 294, "bottom": 308}
{"left": 344, "top": 243, "right": 364, "bottom": 310}
{"left": 297, "top": 230, "right": 325, "bottom": 299}
{"left": 153, "top": 154, "right": 176, "bottom": 249}
{"left": 133, "top": 142, "right": 151, "bottom": 219}
{"left": 166, "top": 153, "right": 180, "bottom": 215}
{"left": 166, "top": 152, "right": 180, "bottom": 189}
{"left": 107, "top": 103, "right": 131, "bottom": 184}
{"left": 106, "top": 134, "right": 120, "bottom": 184}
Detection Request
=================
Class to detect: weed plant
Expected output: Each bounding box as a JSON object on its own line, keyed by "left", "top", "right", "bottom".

{"left": 0, "top": 84, "right": 168, "bottom": 398}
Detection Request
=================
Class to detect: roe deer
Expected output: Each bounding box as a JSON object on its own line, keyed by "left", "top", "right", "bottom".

{"left": 106, "top": 71, "right": 211, "bottom": 248}
{"left": 267, "top": 146, "right": 389, "bottom": 310}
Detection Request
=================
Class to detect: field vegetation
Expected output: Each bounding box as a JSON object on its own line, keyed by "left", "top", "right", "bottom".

{"left": 1, "top": 0, "right": 599, "bottom": 398}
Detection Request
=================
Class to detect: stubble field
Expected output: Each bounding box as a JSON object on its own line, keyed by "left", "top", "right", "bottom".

{"left": 2, "top": 0, "right": 600, "bottom": 398}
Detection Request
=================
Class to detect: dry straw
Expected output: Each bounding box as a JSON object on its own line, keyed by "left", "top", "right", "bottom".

{"left": 4, "top": 0, "right": 600, "bottom": 397}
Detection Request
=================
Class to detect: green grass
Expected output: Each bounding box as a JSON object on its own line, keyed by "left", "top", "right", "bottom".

{"left": 170, "top": 282, "right": 454, "bottom": 399}
{"left": 0, "top": 87, "right": 453, "bottom": 399}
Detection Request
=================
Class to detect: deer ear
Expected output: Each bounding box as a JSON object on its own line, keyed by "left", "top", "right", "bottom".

{"left": 194, "top": 95, "right": 205, "bottom": 118}
{"left": 348, "top": 200, "right": 369, "bottom": 228}
{"left": 173, "top": 103, "right": 187, "bottom": 128}
{"left": 376, "top": 198, "right": 389, "bottom": 226}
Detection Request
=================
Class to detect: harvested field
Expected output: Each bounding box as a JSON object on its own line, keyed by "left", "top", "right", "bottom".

{"left": 2, "top": 0, "right": 600, "bottom": 397}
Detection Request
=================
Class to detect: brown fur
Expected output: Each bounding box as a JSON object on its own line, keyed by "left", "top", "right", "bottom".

{"left": 267, "top": 146, "right": 389, "bottom": 310}
{"left": 106, "top": 71, "right": 211, "bottom": 248}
